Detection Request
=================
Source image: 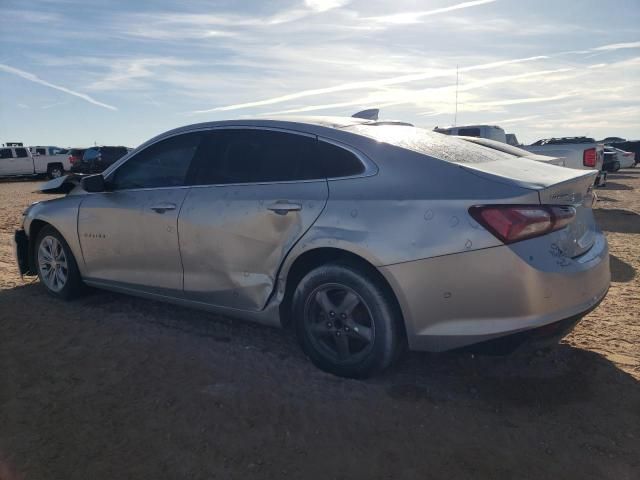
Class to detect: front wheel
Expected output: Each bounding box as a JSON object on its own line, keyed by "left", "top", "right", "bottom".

{"left": 35, "top": 226, "right": 84, "bottom": 300}
{"left": 292, "top": 263, "right": 403, "bottom": 378}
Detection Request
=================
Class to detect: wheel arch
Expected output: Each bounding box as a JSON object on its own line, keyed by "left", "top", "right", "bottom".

{"left": 27, "top": 219, "right": 52, "bottom": 272}
{"left": 279, "top": 247, "right": 407, "bottom": 340}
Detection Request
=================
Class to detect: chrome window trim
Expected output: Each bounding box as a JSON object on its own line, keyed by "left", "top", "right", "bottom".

{"left": 104, "top": 125, "right": 377, "bottom": 192}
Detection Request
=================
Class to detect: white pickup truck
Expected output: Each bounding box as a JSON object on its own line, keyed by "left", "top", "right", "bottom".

{"left": 520, "top": 137, "right": 606, "bottom": 187}
{"left": 0, "top": 145, "right": 70, "bottom": 179}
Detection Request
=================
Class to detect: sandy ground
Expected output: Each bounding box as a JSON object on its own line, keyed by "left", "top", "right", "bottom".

{"left": 0, "top": 173, "right": 638, "bottom": 479}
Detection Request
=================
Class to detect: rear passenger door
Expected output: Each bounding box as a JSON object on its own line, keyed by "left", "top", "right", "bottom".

{"left": 178, "top": 128, "right": 329, "bottom": 311}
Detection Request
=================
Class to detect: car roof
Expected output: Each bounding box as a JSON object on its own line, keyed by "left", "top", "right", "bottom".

{"left": 135, "top": 116, "right": 392, "bottom": 150}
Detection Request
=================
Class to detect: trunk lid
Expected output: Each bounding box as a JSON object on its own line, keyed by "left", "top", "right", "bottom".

{"left": 461, "top": 158, "right": 598, "bottom": 257}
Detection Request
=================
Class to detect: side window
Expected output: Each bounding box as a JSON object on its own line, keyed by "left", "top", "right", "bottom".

{"left": 36, "top": 148, "right": 47, "bottom": 155}
{"left": 110, "top": 133, "right": 202, "bottom": 190}
{"left": 0, "top": 149, "right": 13, "bottom": 159}
{"left": 193, "top": 129, "right": 325, "bottom": 184}
{"left": 317, "top": 141, "right": 365, "bottom": 178}
{"left": 14, "top": 148, "right": 28, "bottom": 158}
{"left": 458, "top": 128, "right": 481, "bottom": 137}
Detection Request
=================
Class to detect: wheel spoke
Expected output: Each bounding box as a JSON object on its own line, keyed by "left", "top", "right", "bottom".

{"left": 41, "top": 265, "right": 53, "bottom": 283}
{"left": 338, "top": 291, "right": 360, "bottom": 315}
{"left": 39, "top": 244, "right": 53, "bottom": 262}
{"left": 54, "top": 241, "right": 63, "bottom": 260}
{"left": 45, "top": 237, "right": 54, "bottom": 254}
{"left": 334, "top": 333, "right": 350, "bottom": 360}
{"left": 315, "top": 290, "right": 336, "bottom": 316}
{"left": 56, "top": 267, "right": 67, "bottom": 286}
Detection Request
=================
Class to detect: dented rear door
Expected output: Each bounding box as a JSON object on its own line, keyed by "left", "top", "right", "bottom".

{"left": 178, "top": 128, "right": 329, "bottom": 311}
{"left": 179, "top": 182, "right": 327, "bottom": 310}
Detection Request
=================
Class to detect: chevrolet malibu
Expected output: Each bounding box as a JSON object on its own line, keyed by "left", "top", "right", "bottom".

{"left": 15, "top": 117, "right": 610, "bottom": 377}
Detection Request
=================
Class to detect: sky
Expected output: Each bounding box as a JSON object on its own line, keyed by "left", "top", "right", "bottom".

{"left": 0, "top": 0, "right": 639, "bottom": 147}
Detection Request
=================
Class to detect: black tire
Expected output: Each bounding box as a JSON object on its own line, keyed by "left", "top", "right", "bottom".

{"left": 292, "top": 263, "right": 403, "bottom": 378}
{"left": 35, "top": 226, "right": 84, "bottom": 300}
{"left": 47, "top": 164, "right": 64, "bottom": 179}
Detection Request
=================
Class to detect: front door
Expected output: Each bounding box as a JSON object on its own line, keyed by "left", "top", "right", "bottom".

{"left": 78, "top": 188, "right": 189, "bottom": 293}
{"left": 179, "top": 128, "right": 329, "bottom": 310}
{"left": 78, "top": 132, "right": 203, "bottom": 295}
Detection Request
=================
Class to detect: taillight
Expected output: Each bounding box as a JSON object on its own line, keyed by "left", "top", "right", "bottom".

{"left": 469, "top": 205, "right": 576, "bottom": 244}
{"left": 583, "top": 148, "right": 597, "bottom": 167}
{"left": 68, "top": 155, "right": 76, "bottom": 164}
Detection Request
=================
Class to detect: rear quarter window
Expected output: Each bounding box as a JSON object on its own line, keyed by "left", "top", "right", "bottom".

{"left": 0, "top": 148, "right": 13, "bottom": 159}
{"left": 317, "top": 140, "right": 365, "bottom": 178}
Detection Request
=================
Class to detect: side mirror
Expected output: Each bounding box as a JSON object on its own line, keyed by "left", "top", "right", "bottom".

{"left": 81, "top": 174, "right": 106, "bottom": 192}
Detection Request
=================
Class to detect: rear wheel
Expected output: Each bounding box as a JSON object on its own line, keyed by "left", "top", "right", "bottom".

{"left": 292, "top": 263, "right": 402, "bottom": 378}
{"left": 35, "top": 226, "right": 84, "bottom": 300}
{"left": 47, "top": 164, "right": 64, "bottom": 179}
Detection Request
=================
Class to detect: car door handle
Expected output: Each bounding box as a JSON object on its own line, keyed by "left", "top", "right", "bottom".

{"left": 267, "top": 201, "right": 302, "bottom": 215}
{"left": 150, "top": 203, "right": 177, "bottom": 213}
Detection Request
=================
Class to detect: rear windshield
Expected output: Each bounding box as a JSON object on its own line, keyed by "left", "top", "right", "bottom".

{"left": 345, "top": 125, "right": 516, "bottom": 164}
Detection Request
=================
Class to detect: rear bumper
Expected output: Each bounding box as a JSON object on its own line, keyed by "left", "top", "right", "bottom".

{"left": 459, "top": 294, "right": 605, "bottom": 354}
{"left": 380, "top": 232, "right": 610, "bottom": 352}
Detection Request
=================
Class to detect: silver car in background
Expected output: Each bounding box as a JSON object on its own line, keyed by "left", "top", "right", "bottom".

{"left": 15, "top": 117, "right": 610, "bottom": 377}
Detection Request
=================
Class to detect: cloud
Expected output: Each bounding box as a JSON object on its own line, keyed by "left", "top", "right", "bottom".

{"left": 593, "top": 41, "right": 640, "bottom": 52}
{"left": 261, "top": 68, "right": 573, "bottom": 116}
{"left": 118, "top": 0, "right": 350, "bottom": 40}
{"left": 464, "top": 93, "right": 578, "bottom": 108}
{"left": 85, "top": 57, "right": 200, "bottom": 91}
{"left": 483, "top": 115, "right": 541, "bottom": 125}
{"left": 192, "top": 55, "right": 548, "bottom": 113}
{"left": 304, "top": 0, "right": 350, "bottom": 12}
{"left": 364, "top": 0, "right": 498, "bottom": 25}
{"left": 0, "top": 64, "right": 117, "bottom": 110}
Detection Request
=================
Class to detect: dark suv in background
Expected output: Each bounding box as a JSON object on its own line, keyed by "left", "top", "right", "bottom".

{"left": 71, "top": 146, "right": 129, "bottom": 174}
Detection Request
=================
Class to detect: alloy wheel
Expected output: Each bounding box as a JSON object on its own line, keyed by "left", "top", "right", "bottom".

{"left": 304, "top": 283, "right": 376, "bottom": 363}
{"left": 37, "top": 235, "right": 68, "bottom": 292}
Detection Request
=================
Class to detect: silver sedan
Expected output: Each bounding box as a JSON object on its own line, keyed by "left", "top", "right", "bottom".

{"left": 15, "top": 117, "right": 610, "bottom": 377}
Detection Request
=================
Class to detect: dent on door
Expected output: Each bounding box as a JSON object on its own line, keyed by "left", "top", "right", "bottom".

{"left": 179, "top": 181, "right": 328, "bottom": 310}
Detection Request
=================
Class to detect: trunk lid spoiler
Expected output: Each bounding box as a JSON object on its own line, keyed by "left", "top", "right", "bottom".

{"left": 460, "top": 157, "right": 597, "bottom": 206}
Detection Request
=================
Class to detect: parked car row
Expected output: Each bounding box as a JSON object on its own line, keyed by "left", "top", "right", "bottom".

{"left": 0, "top": 144, "right": 130, "bottom": 179}
{"left": 14, "top": 114, "right": 611, "bottom": 378}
